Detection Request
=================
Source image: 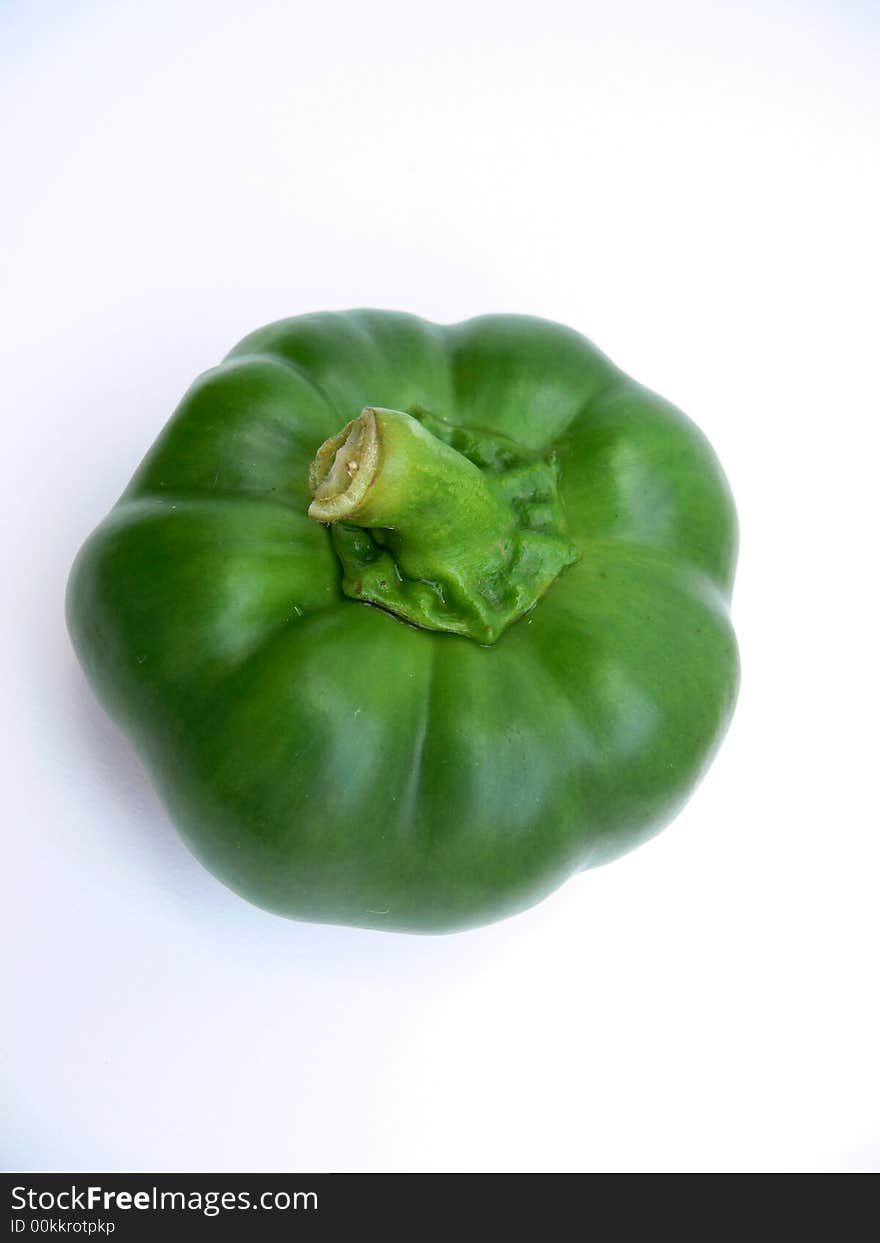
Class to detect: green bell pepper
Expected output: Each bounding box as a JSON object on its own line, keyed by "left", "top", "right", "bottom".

{"left": 67, "top": 310, "right": 738, "bottom": 932}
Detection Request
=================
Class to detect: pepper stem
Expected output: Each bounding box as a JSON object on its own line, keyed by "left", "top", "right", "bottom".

{"left": 308, "top": 406, "right": 577, "bottom": 643}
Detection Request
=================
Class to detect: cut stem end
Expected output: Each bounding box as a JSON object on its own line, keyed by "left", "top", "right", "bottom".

{"left": 308, "top": 408, "right": 380, "bottom": 523}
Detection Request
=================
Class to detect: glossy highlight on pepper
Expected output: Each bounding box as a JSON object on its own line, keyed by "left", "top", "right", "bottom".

{"left": 67, "top": 310, "right": 739, "bottom": 932}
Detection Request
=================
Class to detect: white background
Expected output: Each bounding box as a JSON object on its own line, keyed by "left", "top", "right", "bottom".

{"left": 2, "top": 0, "right": 878, "bottom": 1173}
